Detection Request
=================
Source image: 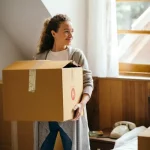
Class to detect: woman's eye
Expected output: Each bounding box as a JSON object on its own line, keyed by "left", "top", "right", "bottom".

{"left": 65, "top": 30, "right": 69, "bottom": 33}
{"left": 64, "top": 30, "right": 74, "bottom": 35}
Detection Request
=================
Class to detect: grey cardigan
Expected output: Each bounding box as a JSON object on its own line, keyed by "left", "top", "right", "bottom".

{"left": 35, "top": 46, "right": 93, "bottom": 97}
{"left": 35, "top": 46, "right": 93, "bottom": 150}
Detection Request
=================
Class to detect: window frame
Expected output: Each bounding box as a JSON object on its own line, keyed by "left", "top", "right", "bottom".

{"left": 117, "top": 0, "right": 150, "bottom": 75}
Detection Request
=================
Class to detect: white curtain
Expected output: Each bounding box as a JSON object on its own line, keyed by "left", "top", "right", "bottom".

{"left": 86, "top": 0, "right": 119, "bottom": 77}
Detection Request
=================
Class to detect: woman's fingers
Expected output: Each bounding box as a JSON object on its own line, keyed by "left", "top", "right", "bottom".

{"left": 73, "top": 106, "right": 83, "bottom": 121}
{"left": 75, "top": 111, "right": 81, "bottom": 120}
{"left": 73, "top": 111, "right": 80, "bottom": 121}
{"left": 73, "top": 104, "right": 81, "bottom": 110}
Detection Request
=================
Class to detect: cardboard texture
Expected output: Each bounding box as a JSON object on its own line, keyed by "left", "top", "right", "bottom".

{"left": 0, "top": 81, "right": 11, "bottom": 150}
{"left": 138, "top": 128, "right": 150, "bottom": 150}
{"left": 17, "top": 122, "right": 34, "bottom": 150}
{"left": 0, "top": 81, "right": 36, "bottom": 150}
{"left": 3, "top": 60, "right": 83, "bottom": 121}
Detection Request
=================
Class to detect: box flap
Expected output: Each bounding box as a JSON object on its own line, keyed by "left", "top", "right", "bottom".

{"left": 3, "top": 60, "right": 79, "bottom": 70}
{"left": 63, "top": 61, "right": 80, "bottom": 68}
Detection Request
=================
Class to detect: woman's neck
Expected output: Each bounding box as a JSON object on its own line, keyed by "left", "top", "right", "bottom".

{"left": 52, "top": 44, "right": 67, "bottom": 52}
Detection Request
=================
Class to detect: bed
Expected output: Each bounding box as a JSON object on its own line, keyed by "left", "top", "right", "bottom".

{"left": 112, "top": 126, "right": 147, "bottom": 150}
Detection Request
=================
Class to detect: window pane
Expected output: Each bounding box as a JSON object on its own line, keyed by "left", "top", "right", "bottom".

{"left": 119, "top": 34, "right": 150, "bottom": 64}
{"left": 118, "top": 34, "right": 125, "bottom": 44}
{"left": 117, "top": 2, "right": 150, "bottom": 30}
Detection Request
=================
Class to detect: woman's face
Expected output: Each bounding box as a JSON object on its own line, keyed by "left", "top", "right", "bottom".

{"left": 51, "top": 21, "right": 74, "bottom": 47}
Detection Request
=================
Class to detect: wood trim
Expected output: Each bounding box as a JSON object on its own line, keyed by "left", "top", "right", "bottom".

{"left": 119, "top": 72, "right": 150, "bottom": 77}
{"left": 119, "top": 63, "right": 150, "bottom": 74}
{"left": 118, "top": 30, "right": 150, "bottom": 34}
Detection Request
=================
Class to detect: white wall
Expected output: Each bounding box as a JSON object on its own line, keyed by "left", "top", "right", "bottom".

{"left": 0, "top": 0, "right": 87, "bottom": 59}
{"left": 42, "top": 0, "right": 87, "bottom": 53}
{"left": 0, "top": 0, "right": 50, "bottom": 59}
{"left": 0, "top": 26, "right": 24, "bottom": 80}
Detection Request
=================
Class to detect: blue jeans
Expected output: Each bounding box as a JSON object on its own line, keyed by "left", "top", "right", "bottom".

{"left": 41, "top": 122, "right": 72, "bottom": 150}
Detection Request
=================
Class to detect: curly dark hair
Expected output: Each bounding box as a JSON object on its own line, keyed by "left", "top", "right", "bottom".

{"left": 37, "top": 14, "right": 70, "bottom": 54}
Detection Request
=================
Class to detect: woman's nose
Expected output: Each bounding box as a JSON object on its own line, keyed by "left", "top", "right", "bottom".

{"left": 69, "top": 32, "right": 73, "bottom": 38}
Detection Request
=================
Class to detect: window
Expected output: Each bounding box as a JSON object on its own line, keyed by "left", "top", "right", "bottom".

{"left": 116, "top": 0, "right": 150, "bottom": 75}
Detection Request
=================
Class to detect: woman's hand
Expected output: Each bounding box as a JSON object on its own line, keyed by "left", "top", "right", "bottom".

{"left": 72, "top": 93, "right": 90, "bottom": 121}
{"left": 73, "top": 103, "right": 84, "bottom": 121}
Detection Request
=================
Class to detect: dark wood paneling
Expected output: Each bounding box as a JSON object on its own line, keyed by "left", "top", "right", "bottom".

{"left": 99, "top": 79, "right": 111, "bottom": 129}
{"left": 87, "top": 77, "right": 150, "bottom": 130}
{"left": 87, "top": 77, "right": 100, "bottom": 130}
{"left": 148, "top": 82, "right": 150, "bottom": 96}
{"left": 99, "top": 79, "right": 123, "bottom": 129}
{"left": 90, "top": 138, "right": 115, "bottom": 150}
{"left": 122, "top": 81, "right": 136, "bottom": 122}
{"left": 110, "top": 80, "right": 123, "bottom": 127}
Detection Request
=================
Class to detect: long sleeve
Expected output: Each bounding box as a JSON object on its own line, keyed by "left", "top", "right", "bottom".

{"left": 71, "top": 49, "right": 94, "bottom": 97}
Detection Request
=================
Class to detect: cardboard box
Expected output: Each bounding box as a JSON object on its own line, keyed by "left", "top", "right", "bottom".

{"left": 17, "top": 122, "right": 35, "bottom": 150}
{"left": 138, "top": 128, "right": 150, "bottom": 150}
{"left": 1, "top": 80, "right": 67, "bottom": 150}
{"left": 0, "top": 81, "right": 36, "bottom": 150}
{"left": 3, "top": 60, "right": 83, "bottom": 121}
{"left": 0, "top": 81, "right": 11, "bottom": 150}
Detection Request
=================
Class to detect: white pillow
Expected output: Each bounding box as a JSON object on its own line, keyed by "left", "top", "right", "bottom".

{"left": 114, "top": 126, "right": 147, "bottom": 148}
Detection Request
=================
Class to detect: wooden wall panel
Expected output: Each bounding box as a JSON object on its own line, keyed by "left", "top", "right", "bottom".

{"left": 147, "top": 82, "right": 150, "bottom": 126}
{"left": 110, "top": 80, "right": 123, "bottom": 127}
{"left": 99, "top": 79, "right": 111, "bottom": 129}
{"left": 99, "top": 79, "right": 123, "bottom": 129}
{"left": 148, "top": 82, "right": 150, "bottom": 95}
{"left": 122, "top": 81, "right": 135, "bottom": 122}
{"left": 122, "top": 80, "right": 148, "bottom": 126}
{"left": 87, "top": 77, "right": 150, "bottom": 131}
{"left": 134, "top": 81, "right": 147, "bottom": 126}
{"left": 87, "top": 77, "right": 100, "bottom": 130}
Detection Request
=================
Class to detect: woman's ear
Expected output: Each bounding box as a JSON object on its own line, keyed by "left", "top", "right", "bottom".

{"left": 51, "top": 30, "right": 56, "bottom": 38}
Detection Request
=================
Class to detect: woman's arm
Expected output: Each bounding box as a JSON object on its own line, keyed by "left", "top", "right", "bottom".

{"left": 72, "top": 49, "right": 94, "bottom": 120}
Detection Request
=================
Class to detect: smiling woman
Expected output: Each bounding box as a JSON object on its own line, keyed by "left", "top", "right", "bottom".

{"left": 35, "top": 14, "right": 93, "bottom": 150}
{"left": 50, "top": 21, "right": 74, "bottom": 49}
{"left": 37, "top": 14, "right": 72, "bottom": 54}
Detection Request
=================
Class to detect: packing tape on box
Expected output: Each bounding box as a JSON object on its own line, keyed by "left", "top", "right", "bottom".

{"left": 29, "top": 69, "right": 36, "bottom": 92}
{"left": 28, "top": 60, "right": 45, "bottom": 93}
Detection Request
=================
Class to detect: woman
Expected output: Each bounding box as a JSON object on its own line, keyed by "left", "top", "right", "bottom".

{"left": 35, "top": 14, "right": 93, "bottom": 150}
